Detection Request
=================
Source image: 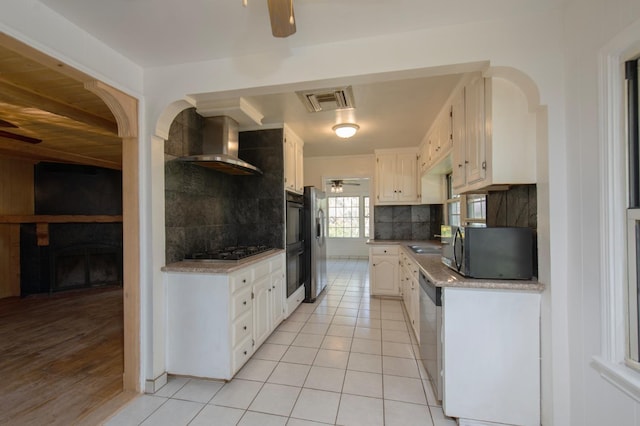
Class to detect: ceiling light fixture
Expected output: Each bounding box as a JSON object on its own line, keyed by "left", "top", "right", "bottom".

{"left": 332, "top": 123, "right": 359, "bottom": 139}
{"left": 330, "top": 180, "right": 344, "bottom": 193}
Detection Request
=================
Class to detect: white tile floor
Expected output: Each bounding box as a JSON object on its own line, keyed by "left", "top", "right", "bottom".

{"left": 106, "top": 258, "right": 457, "bottom": 426}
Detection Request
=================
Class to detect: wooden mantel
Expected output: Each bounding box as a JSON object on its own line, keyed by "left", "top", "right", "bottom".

{"left": 0, "top": 215, "right": 122, "bottom": 224}
{"left": 0, "top": 215, "right": 122, "bottom": 246}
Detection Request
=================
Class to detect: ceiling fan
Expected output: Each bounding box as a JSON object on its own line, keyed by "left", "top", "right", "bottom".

{"left": 329, "top": 179, "right": 360, "bottom": 193}
{"left": 0, "top": 118, "right": 41, "bottom": 144}
{"left": 243, "top": 0, "right": 296, "bottom": 38}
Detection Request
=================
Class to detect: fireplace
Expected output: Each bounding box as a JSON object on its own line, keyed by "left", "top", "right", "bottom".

{"left": 18, "top": 163, "right": 124, "bottom": 296}
{"left": 51, "top": 244, "right": 122, "bottom": 292}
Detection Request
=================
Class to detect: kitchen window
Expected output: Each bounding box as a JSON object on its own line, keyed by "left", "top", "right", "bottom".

{"left": 328, "top": 196, "right": 370, "bottom": 238}
{"left": 445, "top": 173, "right": 486, "bottom": 227}
{"left": 466, "top": 194, "right": 487, "bottom": 227}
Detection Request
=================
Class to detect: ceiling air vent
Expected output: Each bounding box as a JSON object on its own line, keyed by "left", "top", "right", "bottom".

{"left": 296, "top": 86, "right": 355, "bottom": 113}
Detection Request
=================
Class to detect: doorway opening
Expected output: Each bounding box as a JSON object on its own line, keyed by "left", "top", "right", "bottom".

{"left": 0, "top": 34, "right": 140, "bottom": 424}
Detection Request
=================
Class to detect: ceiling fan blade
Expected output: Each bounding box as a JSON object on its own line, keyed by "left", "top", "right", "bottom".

{"left": 267, "top": 0, "right": 296, "bottom": 38}
{"left": 0, "top": 129, "right": 41, "bottom": 144}
{"left": 0, "top": 119, "right": 18, "bottom": 128}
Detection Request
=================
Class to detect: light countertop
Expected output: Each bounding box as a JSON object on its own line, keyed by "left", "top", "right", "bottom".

{"left": 161, "top": 249, "right": 285, "bottom": 274}
{"left": 367, "top": 239, "right": 544, "bottom": 292}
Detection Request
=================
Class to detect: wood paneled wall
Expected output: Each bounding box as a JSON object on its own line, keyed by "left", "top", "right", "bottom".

{"left": 0, "top": 158, "right": 34, "bottom": 298}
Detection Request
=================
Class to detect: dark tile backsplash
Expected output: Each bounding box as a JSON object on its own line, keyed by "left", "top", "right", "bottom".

{"left": 164, "top": 109, "right": 285, "bottom": 264}
{"left": 487, "top": 184, "right": 537, "bottom": 229}
{"left": 374, "top": 204, "right": 443, "bottom": 240}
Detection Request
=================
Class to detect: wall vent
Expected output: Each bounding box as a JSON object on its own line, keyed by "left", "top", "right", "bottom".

{"left": 296, "top": 86, "right": 355, "bottom": 113}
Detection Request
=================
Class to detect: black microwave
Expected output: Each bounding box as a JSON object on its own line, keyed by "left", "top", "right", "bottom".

{"left": 441, "top": 225, "right": 534, "bottom": 280}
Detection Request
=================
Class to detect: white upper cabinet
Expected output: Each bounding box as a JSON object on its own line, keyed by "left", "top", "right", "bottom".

{"left": 375, "top": 148, "right": 420, "bottom": 205}
{"left": 284, "top": 125, "right": 304, "bottom": 194}
{"left": 421, "top": 102, "right": 453, "bottom": 175}
{"left": 419, "top": 94, "right": 457, "bottom": 204}
{"left": 450, "top": 87, "right": 467, "bottom": 189}
{"left": 452, "top": 76, "right": 536, "bottom": 193}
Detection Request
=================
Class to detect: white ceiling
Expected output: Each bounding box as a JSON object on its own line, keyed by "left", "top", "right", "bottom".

{"left": 34, "top": 0, "right": 563, "bottom": 158}
{"left": 191, "top": 73, "right": 466, "bottom": 157}
{"left": 38, "top": 0, "right": 563, "bottom": 68}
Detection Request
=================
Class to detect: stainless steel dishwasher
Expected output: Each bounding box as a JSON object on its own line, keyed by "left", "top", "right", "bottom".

{"left": 419, "top": 271, "right": 442, "bottom": 402}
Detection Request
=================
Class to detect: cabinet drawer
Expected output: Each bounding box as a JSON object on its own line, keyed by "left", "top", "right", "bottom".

{"left": 230, "top": 269, "right": 252, "bottom": 293}
{"left": 231, "top": 286, "right": 252, "bottom": 319}
{"left": 405, "top": 259, "right": 419, "bottom": 281}
{"left": 270, "top": 255, "right": 284, "bottom": 272}
{"left": 253, "top": 260, "right": 270, "bottom": 279}
{"left": 232, "top": 310, "right": 252, "bottom": 347}
{"left": 370, "top": 246, "right": 399, "bottom": 256}
{"left": 232, "top": 336, "right": 254, "bottom": 374}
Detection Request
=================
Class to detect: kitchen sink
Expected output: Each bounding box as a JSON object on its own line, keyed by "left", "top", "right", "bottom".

{"left": 408, "top": 245, "right": 441, "bottom": 255}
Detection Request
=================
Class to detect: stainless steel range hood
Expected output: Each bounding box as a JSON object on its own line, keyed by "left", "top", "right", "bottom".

{"left": 179, "top": 116, "right": 262, "bottom": 175}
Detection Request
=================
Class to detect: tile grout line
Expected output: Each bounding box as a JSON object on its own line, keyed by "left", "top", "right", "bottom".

{"left": 143, "top": 260, "right": 443, "bottom": 425}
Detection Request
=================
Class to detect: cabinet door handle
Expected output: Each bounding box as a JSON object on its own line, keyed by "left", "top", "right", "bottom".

{"left": 243, "top": 350, "right": 247, "bottom": 355}
{"left": 243, "top": 301, "right": 247, "bottom": 305}
{"left": 268, "top": 288, "right": 272, "bottom": 292}
{"left": 272, "top": 285, "right": 276, "bottom": 289}
{"left": 243, "top": 325, "right": 247, "bottom": 330}
{"left": 243, "top": 279, "right": 246, "bottom": 283}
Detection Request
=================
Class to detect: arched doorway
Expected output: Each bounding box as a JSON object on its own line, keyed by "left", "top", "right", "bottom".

{"left": 0, "top": 33, "right": 140, "bottom": 423}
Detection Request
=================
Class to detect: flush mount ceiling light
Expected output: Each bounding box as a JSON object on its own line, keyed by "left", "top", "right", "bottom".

{"left": 332, "top": 123, "right": 359, "bottom": 139}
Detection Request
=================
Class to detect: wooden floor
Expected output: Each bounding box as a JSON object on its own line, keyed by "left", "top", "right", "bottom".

{"left": 0, "top": 287, "right": 124, "bottom": 425}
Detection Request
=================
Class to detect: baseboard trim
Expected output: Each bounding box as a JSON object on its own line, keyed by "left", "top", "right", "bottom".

{"left": 144, "top": 372, "right": 168, "bottom": 394}
{"left": 327, "top": 255, "right": 368, "bottom": 259}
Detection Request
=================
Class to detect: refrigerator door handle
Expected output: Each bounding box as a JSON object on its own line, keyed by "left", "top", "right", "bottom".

{"left": 316, "top": 208, "right": 325, "bottom": 239}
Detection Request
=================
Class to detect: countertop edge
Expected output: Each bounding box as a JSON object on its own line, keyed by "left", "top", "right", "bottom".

{"left": 367, "top": 239, "right": 545, "bottom": 292}
{"left": 161, "top": 249, "right": 285, "bottom": 274}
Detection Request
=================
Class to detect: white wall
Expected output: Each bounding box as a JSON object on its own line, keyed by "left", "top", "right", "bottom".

{"left": 305, "top": 155, "right": 374, "bottom": 258}
{"left": 562, "top": 1, "right": 640, "bottom": 425}
{"left": 304, "top": 154, "right": 375, "bottom": 189}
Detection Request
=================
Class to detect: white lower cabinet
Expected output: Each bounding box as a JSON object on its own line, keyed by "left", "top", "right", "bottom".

{"left": 252, "top": 273, "right": 272, "bottom": 349}
{"left": 286, "top": 284, "right": 305, "bottom": 316}
{"left": 369, "top": 245, "right": 400, "bottom": 296}
{"left": 165, "top": 253, "right": 285, "bottom": 380}
{"left": 443, "top": 287, "right": 541, "bottom": 426}
{"left": 400, "top": 249, "right": 420, "bottom": 341}
{"left": 271, "top": 266, "right": 285, "bottom": 325}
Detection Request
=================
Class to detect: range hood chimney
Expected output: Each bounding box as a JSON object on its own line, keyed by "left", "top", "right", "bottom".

{"left": 179, "top": 116, "right": 262, "bottom": 175}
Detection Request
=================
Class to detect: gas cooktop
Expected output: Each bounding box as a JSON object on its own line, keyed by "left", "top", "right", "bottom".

{"left": 184, "top": 245, "right": 274, "bottom": 262}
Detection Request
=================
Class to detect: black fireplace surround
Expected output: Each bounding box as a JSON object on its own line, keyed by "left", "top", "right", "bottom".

{"left": 20, "top": 163, "right": 123, "bottom": 296}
